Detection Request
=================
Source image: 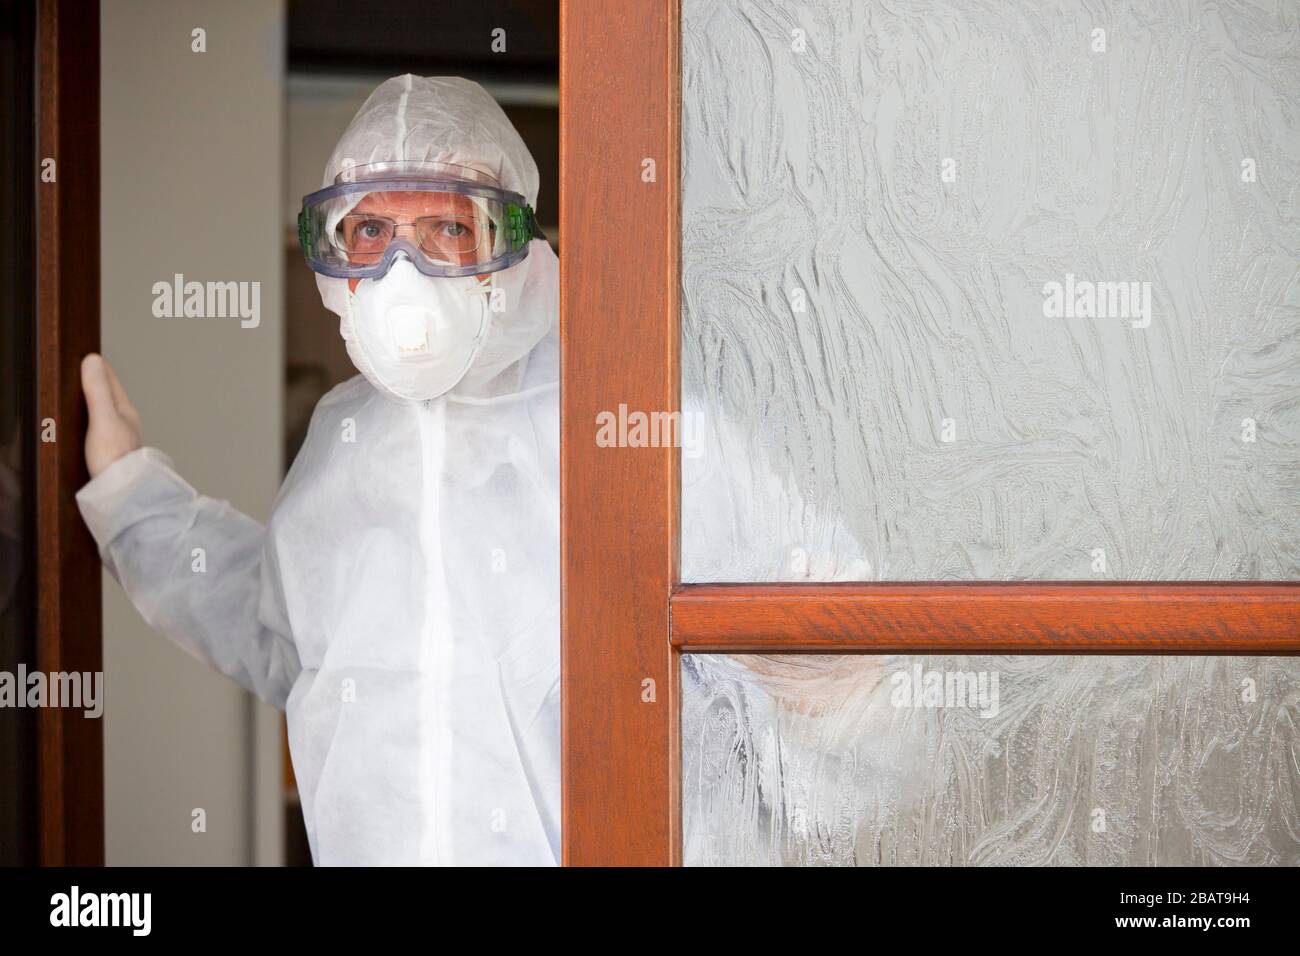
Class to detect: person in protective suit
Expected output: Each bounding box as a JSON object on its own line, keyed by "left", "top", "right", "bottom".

{"left": 78, "top": 76, "right": 560, "bottom": 865}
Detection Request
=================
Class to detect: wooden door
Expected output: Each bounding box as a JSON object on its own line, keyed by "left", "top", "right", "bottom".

{"left": 559, "top": 0, "right": 1300, "bottom": 867}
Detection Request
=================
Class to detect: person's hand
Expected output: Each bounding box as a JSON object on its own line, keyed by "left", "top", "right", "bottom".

{"left": 81, "top": 353, "right": 143, "bottom": 479}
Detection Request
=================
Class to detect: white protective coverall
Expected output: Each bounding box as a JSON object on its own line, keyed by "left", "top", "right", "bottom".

{"left": 77, "top": 76, "right": 561, "bottom": 865}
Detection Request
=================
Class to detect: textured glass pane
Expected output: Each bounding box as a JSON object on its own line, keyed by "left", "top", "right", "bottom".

{"left": 680, "top": 0, "right": 1300, "bottom": 582}
{"left": 682, "top": 654, "right": 1300, "bottom": 866}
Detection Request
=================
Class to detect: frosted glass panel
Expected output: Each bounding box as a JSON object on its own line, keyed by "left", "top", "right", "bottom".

{"left": 680, "top": 0, "right": 1300, "bottom": 582}
{"left": 681, "top": 654, "right": 1300, "bottom": 865}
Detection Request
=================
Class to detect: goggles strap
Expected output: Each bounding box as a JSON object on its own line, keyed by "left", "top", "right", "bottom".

{"left": 297, "top": 207, "right": 315, "bottom": 259}
{"left": 506, "top": 202, "right": 546, "bottom": 247}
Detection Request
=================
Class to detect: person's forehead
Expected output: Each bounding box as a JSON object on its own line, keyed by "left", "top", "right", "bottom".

{"left": 352, "top": 190, "right": 476, "bottom": 216}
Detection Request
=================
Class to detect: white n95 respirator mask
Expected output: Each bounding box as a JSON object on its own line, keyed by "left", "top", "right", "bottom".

{"left": 340, "top": 257, "right": 492, "bottom": 403}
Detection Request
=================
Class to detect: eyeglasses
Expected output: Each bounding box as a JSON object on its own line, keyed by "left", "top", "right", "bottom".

{"left": 337, "top": 213, "right": 495, "bottom": 264}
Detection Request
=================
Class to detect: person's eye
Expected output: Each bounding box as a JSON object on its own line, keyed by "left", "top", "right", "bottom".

{"left": 358, "top": 220, "right": 386, "bottom": 240}
{"left": 442, "top": 222, "right": 467, "bottom": 238}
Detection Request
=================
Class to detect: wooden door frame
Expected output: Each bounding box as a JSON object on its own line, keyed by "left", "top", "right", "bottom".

{"left": 558, "top": 0, "right": 1300, "bottom": 866}
{"left": 559, "top": 0, "right": 682, "bottom": 866}
{"left": 36, "top": 0, "right": 103, "bottom": 866}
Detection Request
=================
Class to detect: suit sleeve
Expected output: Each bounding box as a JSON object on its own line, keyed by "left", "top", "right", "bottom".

{"left": 76, "top": 446, "right": 300, "bottom": 709}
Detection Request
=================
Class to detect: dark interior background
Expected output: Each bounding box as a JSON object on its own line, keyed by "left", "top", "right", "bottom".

{"left": 281, "top": 0, "right": 558, "bottom": 865}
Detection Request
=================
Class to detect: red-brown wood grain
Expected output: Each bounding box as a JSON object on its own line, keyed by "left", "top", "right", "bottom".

{"left": 36, "top": 0, "right": 104, "bottom": 866}
{"left": 560, "top": 0, "right": 681, "bottom": 866}
{"left": 672, "top": 583, "right": 1300, "bottom": 654}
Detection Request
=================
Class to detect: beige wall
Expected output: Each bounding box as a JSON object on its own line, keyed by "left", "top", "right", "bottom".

{"left": 100, "top": 0, "right": 285, "bottom": 865}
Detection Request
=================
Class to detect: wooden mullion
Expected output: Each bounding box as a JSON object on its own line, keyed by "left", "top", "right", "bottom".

{"left": 671, "top": 583, "right": 1300, "bottom": 654}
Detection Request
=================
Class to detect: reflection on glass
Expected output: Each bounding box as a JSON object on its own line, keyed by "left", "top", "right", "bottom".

{"left": 682, "top": 654, "right": 1300, "bottom": 866}
{"left": 0, "top": 0, "right": 37, "bottom": 865}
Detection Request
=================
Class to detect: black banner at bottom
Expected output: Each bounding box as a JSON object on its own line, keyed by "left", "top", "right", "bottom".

{"left": 0, "top": 865, "right": 1289, "bottom": 942}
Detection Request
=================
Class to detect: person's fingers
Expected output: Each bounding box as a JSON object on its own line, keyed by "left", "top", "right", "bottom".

{"left": 102, "top": 355, "right": 142, "bottom": 427}
{"left": 81, "top": 353, "right": 116, "bottom": 421}
{"left": 81, "top": 353, "right": 143, "bottom": 478}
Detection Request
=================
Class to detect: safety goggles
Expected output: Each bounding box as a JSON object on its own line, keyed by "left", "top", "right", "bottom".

{"left": 298, "top": 161, "right": 546, "bottom": 279}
